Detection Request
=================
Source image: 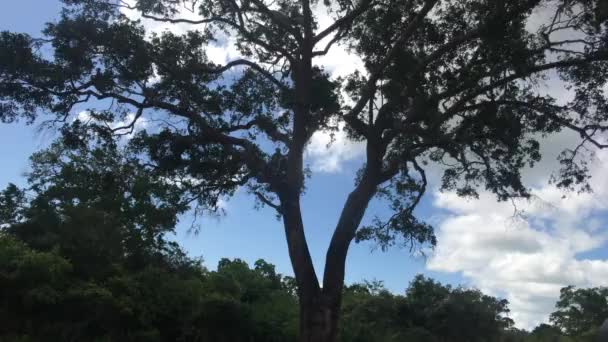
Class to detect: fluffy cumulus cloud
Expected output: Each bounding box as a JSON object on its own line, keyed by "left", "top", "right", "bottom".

{"left": 426, "top": 6, "right": 608, "bottom": 329}
{"left": 305, "top": 123, "right": 365, "bottom": 173}
{"left": 427, "top": 148, "right": 608, "bottom": 329}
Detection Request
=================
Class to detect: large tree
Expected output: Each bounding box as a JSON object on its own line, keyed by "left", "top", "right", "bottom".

{"left": 1, "top": 0, "right": 607, "bottom": 340}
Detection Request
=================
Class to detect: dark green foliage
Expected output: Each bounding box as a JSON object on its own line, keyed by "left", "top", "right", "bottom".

{"left": 0, "top": 184, "right": 25, "bottom": 226}
{"left": 550, "top": 285, "right": 608, "bottom": 337}
{"left": 339, "top": 276, "right": 514, "bottom": 342}
{"left": 0, "top": 230, "right": 301, "bottom": 342}
{"left": 0, "top": 137, "right": 299, "bottom": 342}
{"left": 0, "top": 227, "right": 524, "bottom": 342}
{"left": 9, "top": 127, "right": 189, "bottom": 278}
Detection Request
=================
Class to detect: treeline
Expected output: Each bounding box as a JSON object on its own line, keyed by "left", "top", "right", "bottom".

{"left": 0, "top": 135, "right": 606, "bottom": 341}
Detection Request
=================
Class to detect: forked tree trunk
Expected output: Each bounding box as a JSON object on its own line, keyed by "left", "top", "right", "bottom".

{"left": 279, "top": 195, "right": 337, "bottom": 342}
{"left": 299, "top": 294, "right": 339, "bottom": 342}
{"left": 284, "top": 42, "right": 381, "bottom": 338}
{"left": 280, "top": 162, "right": 379, "bottom": 342}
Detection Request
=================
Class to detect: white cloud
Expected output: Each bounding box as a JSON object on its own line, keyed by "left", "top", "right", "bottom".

{"left": 76, "top": 110, "right": 92, "bottom": 122}
{"left": 426, "top": 11, "right": 607, "bottom": 327}
{"left": 305, "top": 122, "right": 365, "bottom": 173}
{"left": 428, "top": 150, "right": 608, "bottom": 330}
{"left": 314, "top": 42, "right": 365, "bottom": 79}
{"left": 312, "top": 4, "right": 366, "bottom": 79}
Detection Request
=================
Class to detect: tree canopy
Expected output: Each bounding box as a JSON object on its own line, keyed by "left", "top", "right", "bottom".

{"left": 1, "top": 0, "right": 607, "bottom": 340}
{"left": 550, "top": 285, "right": 608, "bottom": 337}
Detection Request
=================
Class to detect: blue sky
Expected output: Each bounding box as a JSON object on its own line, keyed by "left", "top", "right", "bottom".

{"left": 2, "top": 0, "right": 608, "bottom": 329}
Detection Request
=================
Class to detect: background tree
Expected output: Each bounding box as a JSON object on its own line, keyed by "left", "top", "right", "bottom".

{"left": 340, "top": 275, "right": 515, "bottom": 342}
{"left": 549, "top": 285, "right": 608, "bottom": 338}
{"left": 0, "top": 134, "right": 300, "bottom": 341}
{"left": 528, "top": 324, "right": 565, "bottom": 341}
{"left": 1, "top": 0, "right": 607, "bottom": 340}
{"left": 403, "top": 275, "right": 514, "bottom": 341}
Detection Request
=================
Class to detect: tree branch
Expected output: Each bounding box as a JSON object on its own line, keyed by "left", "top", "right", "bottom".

{"left": 440, "top": 51, "right": 608, "bottom": 111}
{"left": 313, "top": 0, "right": 374, "bottom": 44}
{"left": 312, "top": 31, "right": 344, "bottom": 57}
{"left": 344, "top": 0, "right": 439, "bottom": 124}
{"left": 110, "top": 106, "right": 145, "bottom": 134}
{"left": 322, "top": 165, "right": 378, "bottom": 302}
{"left": 254, "top": 191, "right": 283, "bottom": 214}
{"left": 220, "top": 117, "right": 290, "bottom": 144}
{"left": 249, "top": 0, "right": 303, "bottom": 42}
{"left": 140, "top": 13, "right": 296, "bottom": 63}
{"left": 494, "top": 100, "right": 608, "bottom": 149}
{"left": 210, "top": 58, "right": 289, "bottom": 92}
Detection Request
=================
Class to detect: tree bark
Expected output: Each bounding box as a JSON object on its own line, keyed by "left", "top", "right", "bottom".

{"left": 280, "top": 193, "right": 328, "bottom": 342}
{"left": 282, "top": 205, "right": 340, "bottom": 342}
{"left": 299, "top": 293, "right": 336, "bottom": 342}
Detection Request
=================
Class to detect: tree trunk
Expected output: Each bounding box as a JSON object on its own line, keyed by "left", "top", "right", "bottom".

{"left": 280, "top": 195, "right": 342, "bottom": 342}
{"left": 296, "top": 174, "right": 378, "bottom": 342}
{"left": 281, "top": 166, "right": 379, "bottom": 342}
{"left": 299, "top": 293, "right": 339, "bottom": 342}
{"left": 282, "top": 21, "right": 381, "bottom": 337}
